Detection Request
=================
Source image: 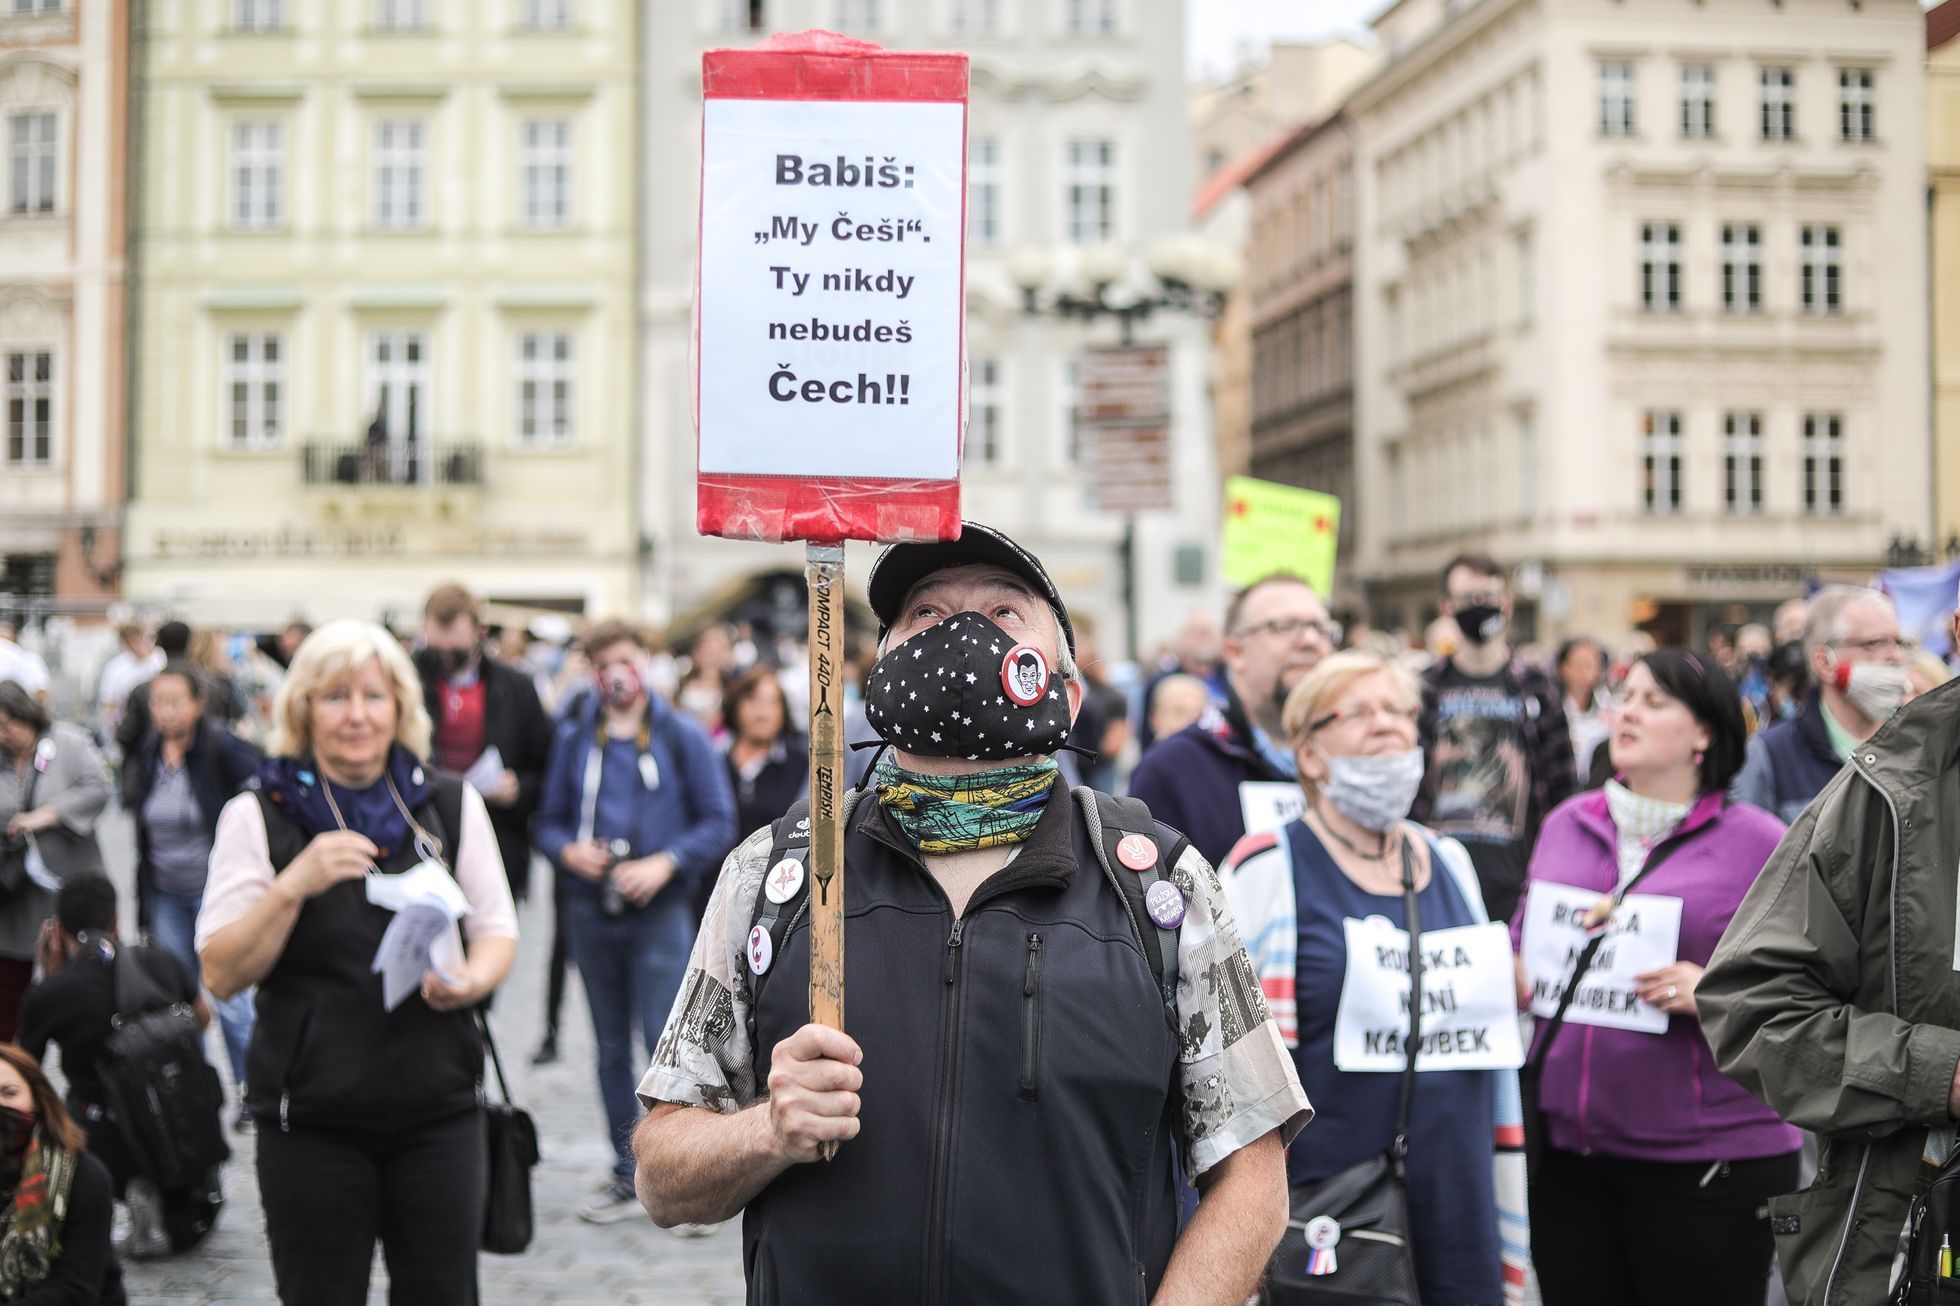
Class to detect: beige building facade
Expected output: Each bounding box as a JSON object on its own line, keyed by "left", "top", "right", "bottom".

{"left": 1244, "top": 113, "right": 1359, "bottom": 615}
{"left": 124, "top": 0, "right": 640, "bottom": 627}
{"left": 1932, "top": 0, "right": 1960, "bottom": 554}
{"left": 0, "top": 0, "right": 130, "bottom": 618}
{"left": 1350, "top": 0, "right": 1931, "bottom": 648}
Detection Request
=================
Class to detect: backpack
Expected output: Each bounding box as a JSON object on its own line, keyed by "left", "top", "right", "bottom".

{"left": 100, "top": 947, "right": 231, "bottom": 1195}
{"left": 747, "top": 787, "right": 1189, "bottom": 1031}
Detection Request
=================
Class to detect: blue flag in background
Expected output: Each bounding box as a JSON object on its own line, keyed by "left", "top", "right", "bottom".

{"left": 1879, "top": 561, "right": 1960, "bottom": 659}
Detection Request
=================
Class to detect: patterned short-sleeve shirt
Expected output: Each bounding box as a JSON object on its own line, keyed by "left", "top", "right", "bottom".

{"left": 638, "top": 811, "right": 1313, "bottom": 1177}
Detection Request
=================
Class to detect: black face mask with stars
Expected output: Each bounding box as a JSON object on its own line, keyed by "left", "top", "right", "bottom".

{"left": 864, "top": 612, "right": 1073, "bottom": 761}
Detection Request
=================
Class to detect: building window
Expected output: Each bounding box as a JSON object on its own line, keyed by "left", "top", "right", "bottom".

{"left": 1720, "top": 223, "right": 1761, "bottom": 314}
{"left": 372, "top": 121, "right": 426, "bottom": 230}
{"left": 832, "top": 0, "right": 879, "bottom": 31}
{"left": 1760, "top": 67, "right": 1795, "bottom": 141}
{"left": 223, "top": 332, "right": 283, "bottom": 450}
{"left": 518, "top": 0, "right": 572, "bottom": 27}
{"left": 1639, "top": 221, "right": 1682, "bottom": 312}
{"left": 1064, "top": 0, "right": 1117, "bottom": 36}
{"left": 1598, "top": 61, "right": 1636, "bottom": 138}
{"left": 1681, "top": 64, "right": 1716, "bottom": 139}
{"left": 1063, "top": 138, "right": 1115, "bottom": 244}
{"left": 1060, "top": 358, "right": 1080, "bottom": 465}
{"left": 1722, "top": 411, "right": 1763, "bottom": 514}
{"left": 968, "top": 136, "right": 1000, "bottom": 246}
{"left": 1838, "top": 68, "right": 1875, "bottom": 143}
{"left": 948, "top": 0, "right": 996, "bottom": 33}
{"left": 1800, "top": 224, "right": 1842, "bottom": 315}
{"left": 230, "top": 121, "right": 283, "bottom": 230}
{"left": 374, "top": 0, "right": 427, "bottom": 29}
{"left": 970, "top": 356, "right": 1003, "bottom": 466}
{"left": 1516, "top": 410, "right": 1537, "bottom": 519}
{"left": 519, "top": 119, "right": 571, "bottom": 229}
{"left": 718, "top": 0, "right": 764, "bottom": 29}
{"left": 7, "top": 113, "right": 55, "bottom": 215}
{"left": 3, "top": 351, "right": 50, "bottom": 466}
{"left": 9, "top": 0, "right": 62, "bottom": 12}
{"left": 514, "top": 331, "right": 574, "bottom": 446}
{"left": 366, "top": 331, "right": 432, "bottom": 476}
{"left": 1803, "top": 412, "right": 1844, "bottom": 515}
{"left": 1515, "top": 230, "right": 1534, "bottom": 326}
{"left": 1642, "top": 410, "right": 1683, "bottom": 514}
{"left": 233, "top": 0, "right": 285, "bottom": 30}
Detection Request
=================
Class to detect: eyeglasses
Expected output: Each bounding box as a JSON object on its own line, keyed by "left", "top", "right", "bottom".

{"left": 1309, "top": 703, "right": 1422, "bottom": 733}
{"left": 1834, "top": 637, "right": 1913, "bottom": 657}
{"left": 1236, "top": 617, "right": 1343, "bottom": 646}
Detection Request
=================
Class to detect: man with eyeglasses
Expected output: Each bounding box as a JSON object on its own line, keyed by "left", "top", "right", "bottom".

{"left": 1409, "top": 552, "right": 1574, "bottom": 927}
{"left": 1129, "top": 574, "right": 1337, "bottom": 868}
{"left": 1731, "top": 585, "right": 1911, "bottom": 825}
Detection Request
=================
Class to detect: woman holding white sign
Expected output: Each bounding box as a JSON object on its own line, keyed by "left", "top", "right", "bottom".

{"left": 1223, "top": 650, "right": 1524, "bottom": 1306}
{"left": 1510, "top": 650, "right": 1799, "bottom": 1306}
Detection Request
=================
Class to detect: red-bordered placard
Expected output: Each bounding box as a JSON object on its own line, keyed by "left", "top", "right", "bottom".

{"left": 695, "top": 30, "right": 968, "bottom": 545}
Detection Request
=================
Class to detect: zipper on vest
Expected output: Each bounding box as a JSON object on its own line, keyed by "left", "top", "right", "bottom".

{"left": 926, "top": 917, "right": 966, "bottom": 1306}
{"left": 1019, "top": 933, "right": 1043, "bottom": 1101}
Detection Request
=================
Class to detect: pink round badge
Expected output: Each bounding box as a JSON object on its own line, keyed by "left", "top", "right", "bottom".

{"left": 1116, "top": 834, "right": 1158, "bottom": 871}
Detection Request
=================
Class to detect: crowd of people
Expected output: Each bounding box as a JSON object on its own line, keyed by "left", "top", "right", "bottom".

{"left": 0, "top": 540, "right": 1954, "bottom": 1303}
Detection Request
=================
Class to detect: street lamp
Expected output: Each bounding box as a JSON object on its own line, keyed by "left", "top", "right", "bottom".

{"left": 1003, "top": 234, "right": 1244, "bottom": 661}
{"left": 1005, "top": 236, "right": 1244, "bottom": 344}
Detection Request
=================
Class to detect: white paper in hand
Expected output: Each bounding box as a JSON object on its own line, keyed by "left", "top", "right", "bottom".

{"left": 462, "top": 746, "right": 505, "bottom": 796}
{"left": 372, "top": 901, "right": 456, "bottom": 1012}
{"left": 365, "top": 860, "right": 471, "bottom": 919}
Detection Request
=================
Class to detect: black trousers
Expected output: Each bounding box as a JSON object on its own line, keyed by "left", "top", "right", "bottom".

{"left": 1532, "top": 1144, "right": 1801, "bottom": 1306}
{"left": 256, "top": 1108, "right": 485, "bottom": 1306}
{"left": 542, "top": 875, "right": 570, "bottom": 1042}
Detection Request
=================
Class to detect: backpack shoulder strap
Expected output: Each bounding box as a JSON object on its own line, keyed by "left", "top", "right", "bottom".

{"left": 421, "top": 776, "right": 468, "bottom": 877}
{"left": 110, "top": 944, "right": 174, "bottom": 1023}
{"left": 1073, "top": 787, "right": 1185, "bottom": 1031}
{"left": 745, "top": 790, "right": 865, "bottom": 1014}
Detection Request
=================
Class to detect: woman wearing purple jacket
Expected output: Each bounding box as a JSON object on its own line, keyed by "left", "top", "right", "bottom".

{"left": 1511, "top": 649, "right": 1800, "bottom": 1305}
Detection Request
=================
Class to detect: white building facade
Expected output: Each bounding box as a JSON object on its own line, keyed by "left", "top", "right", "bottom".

{"left": 642, "top": 0, "right": 1219, "bottom": 658}
{"left": 1349, "top": 0, "right": 1930, "bottom": 648}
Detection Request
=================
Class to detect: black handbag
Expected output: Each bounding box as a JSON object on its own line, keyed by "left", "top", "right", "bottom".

{"left": 478, "top": 1008, "right": 540, "bottom": 1255}
{"left": 1262, "top": 841, "right": 1424, "bottom": 1306}
{"left": 0, "top": 763, "right": 40, "bottom": 894}
{"left": 1895, "top": 1140, "right": 1960, "bottom": 1305}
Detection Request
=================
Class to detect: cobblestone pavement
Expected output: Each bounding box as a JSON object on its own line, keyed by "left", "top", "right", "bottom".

{"left": 92, "top": 807, "right": 748, "bottom": 1305}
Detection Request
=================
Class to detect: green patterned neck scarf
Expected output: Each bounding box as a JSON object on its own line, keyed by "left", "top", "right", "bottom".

{"left": 874, "top": 757, "right": 1059, "bottom": 854}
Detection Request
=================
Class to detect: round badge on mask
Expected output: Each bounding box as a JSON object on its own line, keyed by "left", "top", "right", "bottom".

{"left": 1001, "top": 645, "right": 1050, "bottom": 707}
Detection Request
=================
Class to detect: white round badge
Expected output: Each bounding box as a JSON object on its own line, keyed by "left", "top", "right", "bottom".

{"left": 747, "top": 924, "right": 774, "bottom": 976}
{"left": 1000, "top": 644, "right": 1050, "bottom": 707}
{"left": 1304, "top": 1216, "right": 1342, "bottom": 1251}
{"left": 764, "top": 858, "right": 805, "bottom": 906}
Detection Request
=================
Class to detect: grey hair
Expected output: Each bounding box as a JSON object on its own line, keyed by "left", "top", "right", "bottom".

{"left": 878, "top": 604, "right": 1079, "bottom": 681}
{"left": 1801, "top": 585, "right": 1895, "bottom": 660}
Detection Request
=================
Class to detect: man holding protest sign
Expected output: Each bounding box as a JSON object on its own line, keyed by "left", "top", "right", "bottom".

{"left": 634, "top": 524, "right": 1310, "bottom": 1305}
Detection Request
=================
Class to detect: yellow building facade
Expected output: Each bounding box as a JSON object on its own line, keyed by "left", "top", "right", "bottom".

{"left": 124, "top": 0, "right": 639, "bottom": 627}
{"left": 1933, "top": 1, "right": 1960, "bottom": 552}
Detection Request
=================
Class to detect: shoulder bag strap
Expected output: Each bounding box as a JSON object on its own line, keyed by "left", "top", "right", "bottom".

{"left": 1391, "top": 836, "right": 1422, "bottom": 1177}
{"left": 477, "top": 1006, "right": 515, "bottom": 1106}
{"left": 1525, "top": 825, "right": 1700, "bottom": 1076}
{"left": 109, "top": 944, "right": 173, "bottom": 1023}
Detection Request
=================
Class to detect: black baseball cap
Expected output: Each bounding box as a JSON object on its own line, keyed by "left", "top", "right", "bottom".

{"left": 867, "top": 522, "right": 1075, "bottom": 655}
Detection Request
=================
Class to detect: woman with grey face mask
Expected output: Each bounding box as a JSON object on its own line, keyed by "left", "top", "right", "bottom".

{"left": 1220, "top": 650, "right": 1527, "bottom": 1306}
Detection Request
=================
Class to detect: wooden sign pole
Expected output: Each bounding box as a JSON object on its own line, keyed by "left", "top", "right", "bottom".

{"left": 804, "top": 542, "right": 847, "bottom": 1160}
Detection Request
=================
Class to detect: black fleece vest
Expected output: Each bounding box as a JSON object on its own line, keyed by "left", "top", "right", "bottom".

{"left": 245, "top": 778, "right": 481, "bottom": 1133}
{"left": 742, "top": 789, "right": 1181, "bottom": 1306}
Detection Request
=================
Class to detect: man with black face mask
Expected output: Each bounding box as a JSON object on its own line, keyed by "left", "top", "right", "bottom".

{"left": 415, "top": 583, "right": 554, "bottom": 904}
{"left": 1409, "top": 552, "right": 1575, "bottom": 926}
{"left": 632, "top": 524, "right": 1310, "bottom": 1306}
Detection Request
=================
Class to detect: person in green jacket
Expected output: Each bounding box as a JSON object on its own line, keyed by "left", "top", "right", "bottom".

{"left": 1700, "top": 651, "right": 1960, "bottom": 1306}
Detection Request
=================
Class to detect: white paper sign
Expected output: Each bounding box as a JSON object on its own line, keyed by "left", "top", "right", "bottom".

{"left": 1333, "top": 918, "right": 1525, "bottom": 1072}
{"left": 1238, "top": 781, "right": 1306, "bottom": 837}
{"left": 1520, "top": 881, "right": 1683, "bottom": 1035}
{"left": 462, "top": 745, "right": 504, "bottom": 796}
{"left": 371, "top": 901, "right": 463, "bottom": 1012}
{"left": 697, "top": 98, "right": 965, "bottom": 480}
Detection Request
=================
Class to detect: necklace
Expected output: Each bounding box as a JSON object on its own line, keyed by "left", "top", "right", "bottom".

{"left": 318, "top": 768, "right": 445, "bottom": 867}
{"left": 1312, "top": 802, "right": 1398, "bottom": 863}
